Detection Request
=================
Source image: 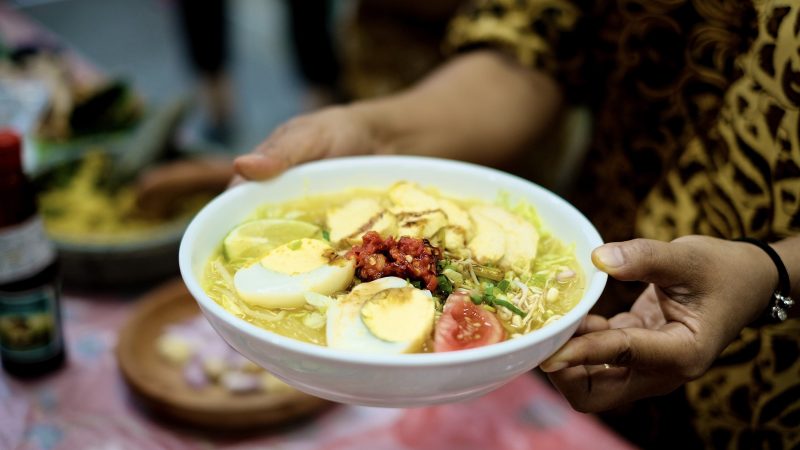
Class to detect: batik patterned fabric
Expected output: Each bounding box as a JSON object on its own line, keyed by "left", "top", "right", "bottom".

{"left": 447, "top": 1, "right": 799, "bottom": 448}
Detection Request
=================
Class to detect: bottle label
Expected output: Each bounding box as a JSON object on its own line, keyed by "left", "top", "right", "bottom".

{"left": 0, "top": 216, "right": 56, "bottom": 284}
{"left": 0, "top": 285, "right": 63, "bottom": 363}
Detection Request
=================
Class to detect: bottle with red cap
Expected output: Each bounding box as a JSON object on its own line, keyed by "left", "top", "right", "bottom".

{"left": 0, "top": 129, "right": 66, "bottom": 377}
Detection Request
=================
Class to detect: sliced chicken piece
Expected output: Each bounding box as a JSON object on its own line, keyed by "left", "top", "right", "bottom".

{"left": 438, "top": 198, "right": 472, "bottom": 252}
{"left": 388, "top": 181, "right": 440, "bottom": 212}
{"left": 327, "top": 198, "right": 397, "bottom": 244}
{"left": 396, "top": 210, "right": 448, "bottom": 239}
{"left": 467, "top": 207, "right": 506, "bottom": 264}
{"left": 388, "top": 182, "right": 448, "bottom": 239}
{"left": 468, "top": 205, "right": 539, "bottom": 274}
{"left": 438, "top": 198, "right": 471, "bottom": 230}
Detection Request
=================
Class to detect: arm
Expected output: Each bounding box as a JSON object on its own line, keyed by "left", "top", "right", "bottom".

{"left": 540, "top": 235, "right": 800, "bottom": 413}
{"left": 234, "top": 50, "right": 563, "bottom": 179}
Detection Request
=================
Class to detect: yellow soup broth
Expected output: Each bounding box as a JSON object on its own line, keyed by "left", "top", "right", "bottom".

{"left": 203, "top": 183, "right": 584, "bottom": 351}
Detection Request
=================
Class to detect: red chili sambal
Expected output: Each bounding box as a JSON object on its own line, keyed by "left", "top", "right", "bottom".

{"left": 346, "top": 231, "right": 442, "bottom": 291}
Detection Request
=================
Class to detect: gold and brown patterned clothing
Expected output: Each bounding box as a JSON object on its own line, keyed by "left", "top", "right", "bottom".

{"left": 446, "top": 1, "right": 800, "bottom": 449}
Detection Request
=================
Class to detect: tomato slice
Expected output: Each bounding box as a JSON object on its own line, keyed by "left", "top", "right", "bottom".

{"left": 433, "top": 291, "right": 505, "bottom": 352}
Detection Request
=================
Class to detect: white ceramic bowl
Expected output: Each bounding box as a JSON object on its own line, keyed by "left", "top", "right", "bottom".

{"left": 179, "top": 156, "right": 607, "bottom": 407}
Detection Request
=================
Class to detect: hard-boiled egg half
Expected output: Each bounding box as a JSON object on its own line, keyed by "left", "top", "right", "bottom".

{"left": 233, "top": 238, "right": 355, "bottom": 308}
{"left": 325, "top": 277, "right": 436, "bottom": 354}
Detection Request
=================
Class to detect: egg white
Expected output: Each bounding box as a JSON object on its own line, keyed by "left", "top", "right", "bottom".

{"left": 326, "top": 277, "right": 435, "bottom": 354}
{"left": 233, "top": 239, "right": 355, "bottom": 309}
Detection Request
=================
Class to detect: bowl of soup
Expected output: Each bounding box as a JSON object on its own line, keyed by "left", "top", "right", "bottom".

{"left": 34, "top": 152, "right": 220, "bottom": 288}
{"left": 179, "top": 155, "right": 606, "bottom": 407}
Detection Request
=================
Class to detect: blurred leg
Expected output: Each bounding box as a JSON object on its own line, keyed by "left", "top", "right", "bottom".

{"left": 175, "top": 0, "right": 233, "bottom": 143}
{"left": 285, "top": 0, "right": 342, "bottom": 107}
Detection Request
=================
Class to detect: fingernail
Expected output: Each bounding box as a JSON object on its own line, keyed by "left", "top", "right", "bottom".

{"left": 540, "top": 360, "right": 568, "bottom": 373}
{"left": 594, "top": 245, "right": 625, "bottom": 269}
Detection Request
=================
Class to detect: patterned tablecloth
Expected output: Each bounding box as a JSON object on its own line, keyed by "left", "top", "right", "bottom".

{"left": 0, "top": 294, "right": 637, "bottom": 450}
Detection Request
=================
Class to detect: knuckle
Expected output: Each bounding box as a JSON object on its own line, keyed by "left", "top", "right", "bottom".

{"left": 272, "top": 122, "right": 293, "bottom": 137}
{"left": 622, "top": 239, "right": 659, "bottom": 279}
{"left": 275, "top": 115, "right": 311, "bottom": 137}
{"left": 628, "top": 238, "right": 656, "bottom": 261}
{"left": 566, "top": 334, "right": 594, "bottom": 362}
{"left": 671, "top": 234, "right": 711, "bottom": 249}
{"left": 609, "top": 328, "right": 635, "bottom": 366}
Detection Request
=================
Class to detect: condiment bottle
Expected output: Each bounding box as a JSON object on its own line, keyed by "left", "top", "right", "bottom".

{"left": 0, "top": 129, "right": 66, "bottom": 377}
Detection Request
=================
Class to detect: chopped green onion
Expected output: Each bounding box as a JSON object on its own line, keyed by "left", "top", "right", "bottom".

{"left": 480, "top": 304, "right": 497, "bottom": 313}
{"left": 322, "top": 230, "right": 330, "bottom": 241}
{"left": 410, "top": 280, "right": 423, "bottom": 289}
{"left": 493, "top": 299, "right": 525, "bottom": 316}
{"left": 497, "top": 279, "right": 510, "bottom": 292}
{"left": 437, "top": 275, "right": 453, "bottom": 296}
{"left": 470, "top": 293, "right": 483, "bottom": 305}
{"left": 473, "top": 265, "right": 504, "bottom": 281}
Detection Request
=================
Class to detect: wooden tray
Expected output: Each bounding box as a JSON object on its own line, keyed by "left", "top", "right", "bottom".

{"left": 115, "top": 278, "right": 331, "bottom": 431}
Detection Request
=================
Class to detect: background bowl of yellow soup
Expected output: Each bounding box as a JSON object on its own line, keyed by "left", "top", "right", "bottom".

{"left": 179, "top": 155, "right": 607, "bottom": 407}
{"left": 34, "top": 152, "right": 220, "bottom": 289}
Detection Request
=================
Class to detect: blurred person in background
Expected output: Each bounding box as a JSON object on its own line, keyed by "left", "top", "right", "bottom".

{"left": 140, "top": 0, "right": 466, "bottom": 211}
{"left": 173, "top": 0, "right": 341, "bottom": 147}
{"left": 174, "top": 0, "right": 232, "bottom": 146}
{"left": 337, "top": 0, "right": 465, "bottom": 100}
{"left": 284, "top": 0, "right": 341, "bottom": 107}
{"left": 137, "top": 0, "right": 346, "bottom": 212}
{"left": 233, "top": 0, "right": 800, "bottom": 448}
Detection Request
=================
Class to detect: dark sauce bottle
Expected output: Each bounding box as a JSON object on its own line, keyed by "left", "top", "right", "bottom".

{"left": 0, "top": 129, "right": 66, "bottom": 377}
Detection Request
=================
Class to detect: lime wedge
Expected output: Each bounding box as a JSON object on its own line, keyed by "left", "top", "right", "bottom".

{"left": 223, "top": 219, "right": 321, "bottom": 261}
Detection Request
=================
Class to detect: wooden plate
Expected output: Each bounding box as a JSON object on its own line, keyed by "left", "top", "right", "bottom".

{"left": 115, "top": 278, "right": 331, "bottom": 431}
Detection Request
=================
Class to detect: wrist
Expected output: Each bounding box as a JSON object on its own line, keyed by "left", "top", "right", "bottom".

{"left": 737, "top": 240, "right": 779, "bottom": 320}
{"left": 735, "top": 237, "right": 797, "bottom": 321}
{"left": 770, "top": 236, "right": 800, "bottom": 318}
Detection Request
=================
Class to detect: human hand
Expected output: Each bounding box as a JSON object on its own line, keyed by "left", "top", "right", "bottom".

{"left": 233, "top": 106, "right": 383, "bottom": 181}
{"left": 135, "top": 156, "right": 233, "bottom": 218}
{"left": 540, "top": 236, "right": 777, "bottom": 412}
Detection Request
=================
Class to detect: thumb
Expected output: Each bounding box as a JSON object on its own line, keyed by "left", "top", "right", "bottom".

{"left": 592, "top": 238, "right": 697, "bottom": 287}
{"left": 233, "top": 153, "right": 289, "bottom": 180}
{"left": 234, "top": 134, "right": 316, "bottom": 180}
{"left": 234, "top": 117, "right": 326, "bottom": 180}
